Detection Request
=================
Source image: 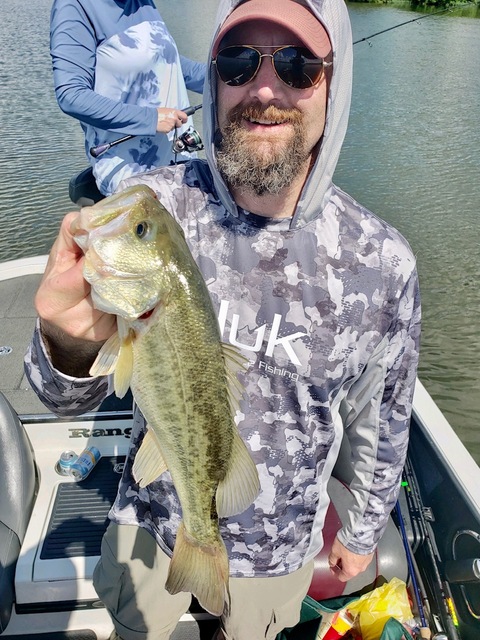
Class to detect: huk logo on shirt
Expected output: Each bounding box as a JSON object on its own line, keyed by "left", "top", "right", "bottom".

{"left": 217, "top": 300, "right": 306, "bottom": 367}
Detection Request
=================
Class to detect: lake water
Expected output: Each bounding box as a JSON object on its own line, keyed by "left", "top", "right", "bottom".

{"left": 0, "top": 0, "right": 479, "bottom": 461}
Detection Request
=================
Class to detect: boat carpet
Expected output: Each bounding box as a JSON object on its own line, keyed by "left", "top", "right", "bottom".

{"left": 40, "top": 456, "right": 125, "bottom": 560}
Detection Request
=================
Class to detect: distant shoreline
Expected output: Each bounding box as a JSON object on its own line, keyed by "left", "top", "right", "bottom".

{"left": 348, "top": 0, "right": 479, "bottom": 8}
{"left": 347, "top": 0, "right": 480, "bottom": 18}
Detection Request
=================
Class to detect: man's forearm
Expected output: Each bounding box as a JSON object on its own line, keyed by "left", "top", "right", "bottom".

{"left": 40, "top": 319, "right": 105, "bottom": 378}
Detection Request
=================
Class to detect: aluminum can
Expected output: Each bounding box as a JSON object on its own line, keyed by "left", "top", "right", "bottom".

{"left": 56, "top": 450, "right": 78, "bottom": 476}
{"left": 70, "top": 446, "right": 101, "bottom": 481}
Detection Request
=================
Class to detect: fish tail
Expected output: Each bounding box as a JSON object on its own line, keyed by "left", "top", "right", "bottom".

{"left": 165, "top": 522, "right": 229, "bottom": 617}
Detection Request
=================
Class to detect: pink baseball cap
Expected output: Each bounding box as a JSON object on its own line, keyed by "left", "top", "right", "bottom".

{"left": 212, "top": 0, "right": 332, "bottom": 59}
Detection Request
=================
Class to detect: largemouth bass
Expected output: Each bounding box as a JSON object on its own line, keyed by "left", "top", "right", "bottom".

{"left": 72, "top": 185, "right": 260, "bottom": 616}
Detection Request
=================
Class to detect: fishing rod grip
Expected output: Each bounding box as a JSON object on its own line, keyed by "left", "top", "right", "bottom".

{"left": 89, "top": 143, "right": 111, "bottom": 158}
{"left": 90, "top": 134, "right": 135, "bottom": 158}
{"left": 183, "top": 104, "right": 202, "bottom": 116}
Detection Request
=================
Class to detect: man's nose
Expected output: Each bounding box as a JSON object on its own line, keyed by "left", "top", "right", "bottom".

{"left": 247, "top": 55, "right": 285, "bottom": 103}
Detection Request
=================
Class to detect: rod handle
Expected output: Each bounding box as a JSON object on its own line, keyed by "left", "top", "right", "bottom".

{"left": 89, "top": 143, "right": 111, "bottom": 158}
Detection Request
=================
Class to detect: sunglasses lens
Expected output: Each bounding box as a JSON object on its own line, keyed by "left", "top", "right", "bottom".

{"left": 215, "top": 47, "right": 260, "bottom": 86}
{"left": 214, "top": 46, "right": 326, "bottom": 89}
{"left": 273, "top": 47, "right": 325, "bottom": 89}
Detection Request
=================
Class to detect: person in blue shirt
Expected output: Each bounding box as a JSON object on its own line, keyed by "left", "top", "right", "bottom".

{"left": 50, "top": 0, "right": 206, "bottom": 196}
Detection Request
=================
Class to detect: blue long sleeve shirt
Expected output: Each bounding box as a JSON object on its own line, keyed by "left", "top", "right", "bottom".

{"left": 50, "top": 0, "right": 206, "bottom": 195}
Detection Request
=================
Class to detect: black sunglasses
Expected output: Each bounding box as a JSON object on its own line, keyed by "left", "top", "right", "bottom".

{"left": 213, "top": 45, "right": 331, "bottom": 90}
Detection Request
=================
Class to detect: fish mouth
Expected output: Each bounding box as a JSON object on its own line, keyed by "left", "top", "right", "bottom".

{"left": 92, "top": 264, "right": 141, "bottom": 279}
{"left": 139, "top": 308, "right": 155, "bottom": 320}
{"left": 85, "top": 247, "right": 146, "bottom": 280}
{"left": 127, "top": 302, "right": 162, "bottom": 326}
{"left": 84, "top": 247, "right": 162, "bottom": 320}
{"left": 90, "top": 285, "right": 159, "bottom": 322}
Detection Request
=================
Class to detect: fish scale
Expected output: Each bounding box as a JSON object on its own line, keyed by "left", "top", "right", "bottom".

{"left": 132, "top": 299, "right": 233, "bottom": 539}
{"left": 73, "top": 184, "right": 260, "bottom": 616}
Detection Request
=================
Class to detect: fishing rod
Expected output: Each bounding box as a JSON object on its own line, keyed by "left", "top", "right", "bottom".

{"left": 89, "top": 3, "right": 475, "bottom": 157}
{"left": 403, "top": 459, "right": 463, "bottom": 640}
{"left": 395, "top": 496, "right": 432, "bottom": 637}
{"left": 89, "top": 103, "right": 203, "bottom": 158}
{"left": 353, "top": 2, "right": 477, "bottom": 46}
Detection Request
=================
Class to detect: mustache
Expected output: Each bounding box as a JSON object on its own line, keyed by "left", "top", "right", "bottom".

{"left": 226, "top": 103, "right": 303, "bottom": 125}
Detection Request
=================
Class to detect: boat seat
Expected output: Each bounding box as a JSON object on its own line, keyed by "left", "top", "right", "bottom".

{"left": 0, "top": 392, "right": 37, "bottom": 633}
{"left": 68, "top": 166, "right": 103, "bottom": 206}
{"left": 308, "top": 435, "right": 408, "bottom": 601}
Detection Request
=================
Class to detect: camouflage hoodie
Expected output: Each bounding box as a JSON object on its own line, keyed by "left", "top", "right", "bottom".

{"left": 26, "top": 0, "right": 421, "bottom": 577}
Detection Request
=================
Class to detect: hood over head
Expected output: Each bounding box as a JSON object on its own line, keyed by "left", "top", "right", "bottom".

{"left": 202, "top": 0, "right": 353, "bottom": 229}
{"left": 211, "top": 0, "right": 332, "bottom": 59}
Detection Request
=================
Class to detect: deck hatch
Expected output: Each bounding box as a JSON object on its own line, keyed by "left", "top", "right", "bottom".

{"left": 40, "top": 456, "right": 125, "bottom": 559}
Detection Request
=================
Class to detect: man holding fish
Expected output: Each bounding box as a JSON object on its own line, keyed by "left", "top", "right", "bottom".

{"left": 26, "top": 0, "right": 421, "bottom": 639}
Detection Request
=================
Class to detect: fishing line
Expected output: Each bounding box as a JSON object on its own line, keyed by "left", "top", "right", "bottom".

{"left": 89, "top": 4, "right": 476, "bottom": 156}
{"left": 353, "top": 2, "right": 477, "bottom": 46}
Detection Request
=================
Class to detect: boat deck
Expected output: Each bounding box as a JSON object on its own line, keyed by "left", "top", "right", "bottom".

{"left": 2, "top": 258, "right": 480, "bottom": 639}
{"left": 0, "top": 265, "right": 49, "bottom": 417}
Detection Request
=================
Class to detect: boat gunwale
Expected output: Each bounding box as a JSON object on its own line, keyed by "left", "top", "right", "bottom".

{"left": 412, "top": 377, "right": 480, "bottom": 517}
{"left": 0, "top": 255, "right": 48, "bottom": 282}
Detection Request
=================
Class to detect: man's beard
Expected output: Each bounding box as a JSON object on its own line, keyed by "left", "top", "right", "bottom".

{"left": 215, "top": 104, "right": 311, "bottom": 197}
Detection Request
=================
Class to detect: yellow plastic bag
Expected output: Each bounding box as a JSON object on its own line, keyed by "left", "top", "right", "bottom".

{"left": 347, "top": 577, "right": 413, "bottom": 640}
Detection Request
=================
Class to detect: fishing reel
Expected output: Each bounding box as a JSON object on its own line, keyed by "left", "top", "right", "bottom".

{"left": 172, "top": 127, "right": 204, "bottom": 154}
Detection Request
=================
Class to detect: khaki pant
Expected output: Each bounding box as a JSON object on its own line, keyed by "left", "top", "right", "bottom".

{"left": 93, "top": 523, "right": 314, "bottom": 640}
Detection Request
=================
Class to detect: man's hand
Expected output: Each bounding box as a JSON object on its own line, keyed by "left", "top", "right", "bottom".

{"left": 36, "top": 212, "right": 116, "bottom": 342}
{"left": 35, "top": 212, "right": 117, "bottom": 376}
{"left": 328, "top": 537, "right": 374, "bottom": 582}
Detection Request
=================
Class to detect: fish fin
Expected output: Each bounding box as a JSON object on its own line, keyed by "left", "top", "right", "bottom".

{"left": 113, "top": 329, "right": 135, "bottom": 398}
{"left": 221, "top": 343, "right": 248, "bottom": 412}
{"left": 166, "top": 521, "right": 229, "bottom": 617}
{"left": 89, "top": 332, "right": 121, "bottom": 377}
{"left": 132, "top": 428, "right": 169, "bottom": 487}
{"left": 89, "top": 321, "right": 134, "bottom": 398}
{"left": 216, "top": 428, "right": 260, "bottom": 518}
{"left": 217, "top": 344, "right": 260, "bottom": 517}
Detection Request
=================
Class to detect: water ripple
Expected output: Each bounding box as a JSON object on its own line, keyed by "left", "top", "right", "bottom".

{"left": 1, "top": 0, "right": 480, "bottom": 463}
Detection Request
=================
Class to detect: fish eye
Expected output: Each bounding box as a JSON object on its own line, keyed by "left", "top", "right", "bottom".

{"left": 135, "top": 221, "right": 149, "bottom": 239}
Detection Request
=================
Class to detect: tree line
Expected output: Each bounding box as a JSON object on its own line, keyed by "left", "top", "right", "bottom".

{"left": 349, "top": 0, "right": 478, "bottom": 8}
